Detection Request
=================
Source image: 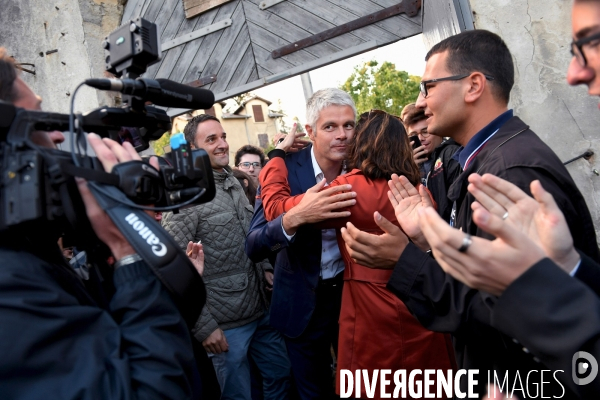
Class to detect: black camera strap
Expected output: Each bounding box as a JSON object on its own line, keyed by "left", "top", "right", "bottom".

{"left": 86, "top": 181, "right": 206, "bottom": 328}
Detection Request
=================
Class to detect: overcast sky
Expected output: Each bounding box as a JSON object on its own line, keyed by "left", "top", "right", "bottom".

{"left": 252, "top": 34, "right": 428, "bottom": 126}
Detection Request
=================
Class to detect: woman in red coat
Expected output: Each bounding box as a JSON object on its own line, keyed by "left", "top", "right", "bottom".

{"left": 260, "top": 110, "right": 456, "bottom": 399}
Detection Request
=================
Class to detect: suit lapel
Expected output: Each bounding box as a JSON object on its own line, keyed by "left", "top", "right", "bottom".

{"left": 296, "top": 145, "right": 317, "bottom": 192}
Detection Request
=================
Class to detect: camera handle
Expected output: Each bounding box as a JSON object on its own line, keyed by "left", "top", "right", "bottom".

{"left": 87, "top": 181, "right": 206, "bottom": 328}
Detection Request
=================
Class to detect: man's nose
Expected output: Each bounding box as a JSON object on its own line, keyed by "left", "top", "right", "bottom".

{"left": 49, "top": 131, "right": 66, "bottom": 145}
{"left": 567, "top": 57, "right": 595, "bottom": 87}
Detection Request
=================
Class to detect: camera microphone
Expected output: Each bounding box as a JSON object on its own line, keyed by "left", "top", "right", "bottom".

{"left": 85, "top": 78, "right": 215, "bottom": 110}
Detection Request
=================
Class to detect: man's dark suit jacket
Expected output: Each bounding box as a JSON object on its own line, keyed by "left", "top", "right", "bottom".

{"left": 245, "top": 145, "right": 323, "bottom": 338}
{"left": 387, "top": 116, "right": 600, "bottom": 398}
{"left": 493, "top": 254, "right": 600, "bottom": 398}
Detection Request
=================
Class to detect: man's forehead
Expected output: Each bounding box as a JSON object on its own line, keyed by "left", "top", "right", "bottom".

{"left": 423, "top": 51, "right": 449, "bottom": 78}
{"left": 196, "top": 119, "right": 224, "bottom": 137}
{"left": 240, "top": 153, "right": 259, "bottom": 160}
{"left": 572, "top": 1, "right": 600, "bottom": 38}
{"left": 316, "top": 104, "right": 355, "bottom": 121}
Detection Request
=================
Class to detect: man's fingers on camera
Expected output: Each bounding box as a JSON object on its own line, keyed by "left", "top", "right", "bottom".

{"left": 88, "top": 133, "right": 119, "bottom": 172}
{"left": 103, "top": 137, "right": 138, "bottom": 162}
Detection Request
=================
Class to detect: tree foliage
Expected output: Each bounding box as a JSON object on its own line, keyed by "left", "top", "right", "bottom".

{"left": 151, "top": 131, "right": 171, "bottom": 156}
{"left": 340, "top": 60, "right": 421, "bottom": 117}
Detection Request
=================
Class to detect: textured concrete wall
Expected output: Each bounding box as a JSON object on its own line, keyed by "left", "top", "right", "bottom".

{"left": 0, "top": 0, "right": 126, "bottom": 113}
{"left": 469, "top": 0, "right": 600, "bottom": 238}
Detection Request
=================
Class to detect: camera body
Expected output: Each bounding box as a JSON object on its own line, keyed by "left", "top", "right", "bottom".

{"left": 0, "top": 102, "right": 215, "bottom": 234}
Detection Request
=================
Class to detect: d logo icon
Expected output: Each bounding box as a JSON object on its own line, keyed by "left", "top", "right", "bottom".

{"left": 572, "top": 351, "right": 598, "bottom": 385}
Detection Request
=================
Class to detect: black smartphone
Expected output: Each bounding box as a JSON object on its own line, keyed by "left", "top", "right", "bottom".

{"left": 410, "top": 136, "right": 422, "bottom": 150}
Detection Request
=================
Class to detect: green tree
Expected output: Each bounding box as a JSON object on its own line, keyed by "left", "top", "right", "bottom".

{"left": 152, "top": 131, "right": 171, "bottom": 156}
{"left": 340, "top": 60, "right": 420, "bottom": 117}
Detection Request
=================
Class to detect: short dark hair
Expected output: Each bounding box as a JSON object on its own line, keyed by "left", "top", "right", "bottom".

{"left": 0, "top": 48, "right": 17, "bottom": 102}
{"left": 403, "top": 107, "right": 427, "bottom": 130}
{"left": 183, "top": 114, "right": 220, "bottom": 146}
{"left": 349, "top": 111, "right": 421, "bottom": 185}
{"left": 426, "top": 30, "right": 514, "bottom": 104}
{"left": 234, "top": 145, "right": 266, "bottom": 167}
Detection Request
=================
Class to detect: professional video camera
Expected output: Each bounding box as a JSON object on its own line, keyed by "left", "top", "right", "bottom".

{"left": 0, "top": 17, "right": 217, "bottom": 326}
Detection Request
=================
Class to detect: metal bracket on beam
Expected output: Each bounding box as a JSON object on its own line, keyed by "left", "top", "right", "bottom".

{"left": 186, "top": 75, "right": 217, "bottom": 87}
{"left": 162, "top": 18, "right": 232, "bottom": 51}
{"left": 259, "top": 0, "right": 286, "bottom": 10}
{"left": 271, "top": 0, "right": 421, "bottom": 59}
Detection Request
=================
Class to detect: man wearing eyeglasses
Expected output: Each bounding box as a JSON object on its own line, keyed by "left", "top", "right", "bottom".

{"left": 568, "top": 0, "right": 600, "bottom": 100}
{"left": 340, "top": 29, "right": 599, "bottom": 398}
{"left": 234, "top": 145, "right": 265, "bottom": 188}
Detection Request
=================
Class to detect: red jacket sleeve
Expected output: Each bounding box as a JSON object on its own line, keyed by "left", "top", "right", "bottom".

{"left": 259, "top": 157, "right": 306, "bottom": 221}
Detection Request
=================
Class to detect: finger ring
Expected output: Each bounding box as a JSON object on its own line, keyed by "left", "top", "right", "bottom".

{"left": 458, "top": 234, "right": 472, "bottom": 253}
{"left": 502, "top": 211, "right": 509, "bottom": 220}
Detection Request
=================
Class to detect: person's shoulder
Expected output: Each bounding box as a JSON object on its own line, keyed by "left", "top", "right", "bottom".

{"left": 0, "top": 247, "right": 55, "bottom": 281}
{"left": 284, "top": 144, "right": 312, "bottom": 163}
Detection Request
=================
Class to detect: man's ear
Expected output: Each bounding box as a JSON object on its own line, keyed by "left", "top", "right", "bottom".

{"left": 464, "top": 72, "right": 487, "bottom": 104}
{"left": 305, "top": 124, "right": 315, "bottom": 140}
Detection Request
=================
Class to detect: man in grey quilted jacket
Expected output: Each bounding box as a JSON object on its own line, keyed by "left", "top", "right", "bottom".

{"left": 162, "top": 114, "right": 290, "bottom": 400}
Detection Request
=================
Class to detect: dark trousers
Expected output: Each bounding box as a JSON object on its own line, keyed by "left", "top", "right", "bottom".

{"left": 284, "top": 273, "right": 344, "bottom": 400}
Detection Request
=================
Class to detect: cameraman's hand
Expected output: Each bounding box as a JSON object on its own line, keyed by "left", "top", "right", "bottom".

{"left": 78, "top": 134, "right": 160, "bottom": 260}
{"left": 203, "top": 328, "right": 229, "bottom": 354}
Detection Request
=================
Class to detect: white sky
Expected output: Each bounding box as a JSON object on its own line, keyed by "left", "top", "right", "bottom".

{"left": 252, "top": 34, "right": 428, "bottom": 126}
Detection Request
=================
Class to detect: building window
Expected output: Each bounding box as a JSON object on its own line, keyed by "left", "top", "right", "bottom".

{"left": 252, "top": 105, "right": 264, "bottom": 122}
{"left": 258, "top": 134, "right": 268, "bottom": 148}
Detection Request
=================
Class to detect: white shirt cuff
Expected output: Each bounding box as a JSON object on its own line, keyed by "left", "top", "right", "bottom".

{"left": 281, "top": 215, "right": 296, "bottom": 242}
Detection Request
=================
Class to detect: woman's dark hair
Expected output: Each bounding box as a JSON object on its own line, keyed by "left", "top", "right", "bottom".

{"left": 348, "top": 111, "right": 421, "bottom": 186}
{"left": 232, "top": 169, "right": 257, "bottom": 206}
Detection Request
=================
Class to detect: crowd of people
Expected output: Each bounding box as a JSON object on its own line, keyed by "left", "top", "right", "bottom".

{"left": 1, "top": 0, "right": 600, "bottom": 399}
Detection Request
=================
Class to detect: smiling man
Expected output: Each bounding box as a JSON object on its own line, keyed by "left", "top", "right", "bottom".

{"left": 162, "top": 114, "right": 291, "bottom": 400}
{"left": 340, "top": 29, "right": 600, "bottom": 398}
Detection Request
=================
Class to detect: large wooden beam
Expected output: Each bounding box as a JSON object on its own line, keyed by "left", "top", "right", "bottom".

{"left": 271, "top": 0, "right": 421, "bottom": 59}
{"left": 183, "top": 0, "right": 235, "bottom": 19}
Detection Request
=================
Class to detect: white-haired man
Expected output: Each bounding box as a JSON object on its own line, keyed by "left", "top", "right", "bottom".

{"left": 246, "top": 88, "right": 358, "bottom": 399}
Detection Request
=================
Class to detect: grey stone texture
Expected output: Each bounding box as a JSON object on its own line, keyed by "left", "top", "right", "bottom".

{"left": 0, "top": 0, "right": 127, "bottom": 113}
{"left": 469, "top": 0, "right": 600, "bottom": 240}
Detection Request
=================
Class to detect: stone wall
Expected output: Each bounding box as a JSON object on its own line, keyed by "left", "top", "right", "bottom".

{"left": 468, "top": 0, "right": 600, "bottom": 239}
{"left": 0, "top": 0, "right": 126, "bottom": 113}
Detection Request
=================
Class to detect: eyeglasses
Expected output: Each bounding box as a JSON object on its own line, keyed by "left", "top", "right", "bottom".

{"left": 419, "top": 73, "right": 495, "bottom": 98}
{"left": 409, "top": 130, "right": 430, "bottom": 138}
{"left": 571, "top": 31, "right": 600, "bottom": 67}
{"left": 238, "top": 162, "right": 261, "bottom": 169}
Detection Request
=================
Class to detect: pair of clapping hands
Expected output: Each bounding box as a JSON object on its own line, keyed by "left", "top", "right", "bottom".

{"left": 340, "top": 173, "right": 579, "bottom": 296}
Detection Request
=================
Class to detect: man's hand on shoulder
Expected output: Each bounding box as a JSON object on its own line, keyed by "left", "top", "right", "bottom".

{"left": 340, "top": 211, "right": 408, "bottom": 269}
{"left": 282, "top": 178, "right": 356, "bottom": 235}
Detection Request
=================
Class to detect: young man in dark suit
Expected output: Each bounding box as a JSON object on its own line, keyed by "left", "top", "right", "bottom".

{"left": 246, "top": 88, "right": 357, "bottom": 399}
{"left": 339, "top": 30, "right": 600, "bottom": 398}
